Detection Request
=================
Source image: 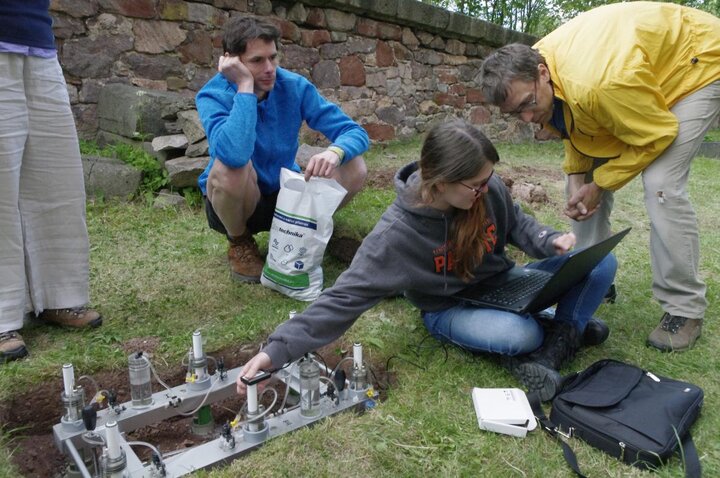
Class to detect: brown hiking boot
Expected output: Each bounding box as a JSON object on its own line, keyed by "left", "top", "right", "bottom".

{"left": 647, "top": 313, "right": 702, "bottom": 352}
{"left": 228, "top": 232, "right": 264, "bottom": 283}
{"left": 39, "top": 307, "right": 103, "bottom": 328}
{"left": 1, "top": 331, "right": 29, "bottom": 363}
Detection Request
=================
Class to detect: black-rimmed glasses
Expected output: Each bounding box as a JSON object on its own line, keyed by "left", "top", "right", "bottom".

{"left": 507, "top": 80, "right": 537, "bottom": 116}
{"left": 459, "top": 171, "right": 495, "bottom": 197}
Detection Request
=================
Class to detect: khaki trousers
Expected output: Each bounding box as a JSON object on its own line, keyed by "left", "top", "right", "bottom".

{"left": 568, "top": 80, "right": 720, "bottom": 320}
{"left": 0, "top": 53, "right": 89, "bottom": 333}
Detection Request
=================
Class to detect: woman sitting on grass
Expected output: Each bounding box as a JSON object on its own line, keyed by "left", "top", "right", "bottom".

{"left": 237, "top": 119, "right": 617, "bottom": 401}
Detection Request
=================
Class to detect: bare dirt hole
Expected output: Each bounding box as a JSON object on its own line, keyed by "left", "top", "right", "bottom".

{"left": 1, "top": 339, "right": 394, "bottom": 477}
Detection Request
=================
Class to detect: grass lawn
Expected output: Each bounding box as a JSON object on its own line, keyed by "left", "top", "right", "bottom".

{"left": 1, "top": 138, "right": 719, "bottom": 477}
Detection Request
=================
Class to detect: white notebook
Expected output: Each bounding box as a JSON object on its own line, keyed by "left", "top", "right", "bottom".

{"left": 471, "top": 387, "right": 537, "bottom": 437}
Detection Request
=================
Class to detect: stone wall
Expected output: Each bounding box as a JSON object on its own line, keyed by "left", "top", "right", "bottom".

{"left": 51, "top": 0, "right": 536, "bottom": 143}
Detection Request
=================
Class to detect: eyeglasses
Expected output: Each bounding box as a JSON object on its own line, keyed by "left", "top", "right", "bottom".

{"left": 507, "top": 80, "right": 537, "bottom": 116}
{"left": 459, "top": 171, "right": 494, "bottom": 197}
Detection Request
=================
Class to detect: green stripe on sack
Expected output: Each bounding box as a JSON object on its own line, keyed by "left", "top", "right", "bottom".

{"left": 262, "top": 265, "right": 310, "bottom": 289}
{"left": 274, "top": 207, "right": 316, "bottom": 224}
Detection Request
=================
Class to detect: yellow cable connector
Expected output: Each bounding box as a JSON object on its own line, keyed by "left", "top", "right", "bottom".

{"left": 94, "top": 392, "right": 106, "bottom": 403}
{"left": 186, "top": 373, "right": 197, "bottom": 383}
{"left": 230, "top": 417, "right": 240, "bottom": 429}
{"left": 366, "top": 388, "right": 375, "bottom": 398}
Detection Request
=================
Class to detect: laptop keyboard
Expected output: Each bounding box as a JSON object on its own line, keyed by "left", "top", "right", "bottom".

{"left": 478, "top": 273, "right": 549, "bottom": 306}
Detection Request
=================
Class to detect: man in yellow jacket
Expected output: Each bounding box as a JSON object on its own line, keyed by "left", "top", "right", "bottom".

{"left": 479, "top": 2, "right": 720, "bottom": 352}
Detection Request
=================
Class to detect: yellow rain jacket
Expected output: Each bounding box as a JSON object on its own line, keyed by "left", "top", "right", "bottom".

{"left": 535, "top": 2, "right": 720, "bottom": 191}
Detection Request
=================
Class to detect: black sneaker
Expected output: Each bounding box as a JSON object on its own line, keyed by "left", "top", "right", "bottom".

{"left": 503, "top": 357, "right": 562, "bottom": 402}
{"left": 583, "top": 318, "right": 610, "bottom": 346}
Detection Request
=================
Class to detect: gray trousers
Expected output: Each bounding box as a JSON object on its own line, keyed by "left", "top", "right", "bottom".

{"left": 0, "top": 53, "right": 90, "bottom": 333}
{"left": 568, "top": 80, "right": 720, "bottom": 320}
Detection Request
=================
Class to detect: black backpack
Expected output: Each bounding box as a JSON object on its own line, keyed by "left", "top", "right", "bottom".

{"left": 530, "top": 359, "right": 704, "bottom": 477}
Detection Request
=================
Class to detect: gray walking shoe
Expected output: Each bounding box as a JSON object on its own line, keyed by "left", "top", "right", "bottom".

{"left": 0, "top": 331, "right": 29, "bottom": 363}
{"left": 647, "top": 313, "right": 702, "bottom": 352}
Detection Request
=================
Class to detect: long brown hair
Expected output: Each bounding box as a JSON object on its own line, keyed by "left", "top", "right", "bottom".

{"left": 419, "top": 120, "right": 500, "bottom": 281}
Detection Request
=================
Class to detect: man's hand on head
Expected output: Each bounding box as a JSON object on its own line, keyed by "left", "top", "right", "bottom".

{"left": 304, "top": 150, "right": 341, "bottom": 181}
{"left": 218, "top": 53, "right": 254, "bottom": 94}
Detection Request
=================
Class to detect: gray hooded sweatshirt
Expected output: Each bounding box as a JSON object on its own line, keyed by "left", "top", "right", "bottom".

{"left": 262, "top": 162, "right": 561, "bottom": 367}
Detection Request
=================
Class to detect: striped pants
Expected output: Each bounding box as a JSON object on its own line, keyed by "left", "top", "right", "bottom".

{"left": 0, "top": 52, "right": 89, "bottom": 333}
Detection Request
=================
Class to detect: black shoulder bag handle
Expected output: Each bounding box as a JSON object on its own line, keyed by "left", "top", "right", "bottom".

{"left": 527, "top": 392, "right": 701, "bottom": 478}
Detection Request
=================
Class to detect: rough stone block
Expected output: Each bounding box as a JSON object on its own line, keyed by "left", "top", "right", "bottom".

{"left": 287, "top": 3, "right": 308, "bottom": 23}
{"left": 152, "top": 134, "right": 189, "bottom": 152}
{"left": 324, "top": 9, "right": 356, "bottom": 32}
{"left": 306, "top": 8, "right": 326, "bottom": 27}
{"left": 133, "top": 20, "right": 186, "bottom": 53}
{"left": 97, "top": 84, "right": 187, "bottom": 139}
{"left": 281, "top": 44, "right": 320, "bottom": 69}
{"left": 51, "top": 0, "right": 99, "bottom": 18}
{"left": 187, "top": 2, "right": 227, "bottom": 25}
{"left": 396, "top": 0, "right": 448, "bottom": 32}
{"left": 295, "top": 143, "right": 327, "bottom": 168}
{"left": 51, "top": 13, "right": 87, "bottom": 39}
{"left": 339, "top": 56, "right": 365, "bottom": 86}
{"left": 98, "top": 0, "right": 157, "bottom": 18}
{"left": 166, "top": 156, "right": 210, "bottom": 188}
{"left": 376, "top": 40, "right": 395, "bottom": 67}
{"left": 186, "top": 139, "right": 210, "bottom": 158}
{"left": 178, "top": 30, "right": 214, "bottom": 66}
{"left": 178, "top": 110, "right": 207, "bottom": 144}
{"left": 401, "top": 28, "right": 419, "bottom": 49}
{"left": 61, "top": 34, "right": 133, "bottom": 78}
{"left": 363, "top": 122, "right": 396, "bottom": 141}
{"left": 312, "top": 60, "right": 341, "bottom": 88}
{"left": 470, "top": 106, "right": 492, "bottom": 125}
{"left": 123, "top": 52, "right": 184, "bottom": 80}
{"left": 153, "top": 190, "right": 187, "bottom": 209}
{"left": 306, "top": 0, "right": 397, "bottom": 20}
{"left": 82, "top": 155, "right": 142, "bottom": 199}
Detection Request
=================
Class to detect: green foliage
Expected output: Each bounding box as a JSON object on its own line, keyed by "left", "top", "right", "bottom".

{"left": 426, "top": 0, "right": 720, "bottom": 36}
{"left": 182, "top": 187, "right": 204, "bottom": 208}
{"left": 79, "top": 140, "right": 168, "bottom": 195}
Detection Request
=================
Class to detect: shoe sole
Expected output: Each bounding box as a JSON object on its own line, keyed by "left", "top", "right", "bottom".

{"left": 231, "top": 271, "right": 261, "bottom": 284}
{"left": 512, "top": 362, "right": 562, "bottom": 402}
{"left": 646, "top": 334, "right": 700, "bottom": 353}
{"left": 1, "top": 346, "right": 29, "bottom": 363}
{"left": 44, "top": 315, "right": 103, "bottom": 328}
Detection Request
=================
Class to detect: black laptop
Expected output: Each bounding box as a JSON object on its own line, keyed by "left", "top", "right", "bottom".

{"left": 454, "top": 228, "right": 631, "bottom": 314}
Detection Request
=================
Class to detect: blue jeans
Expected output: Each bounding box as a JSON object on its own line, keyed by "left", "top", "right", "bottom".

{"left": 422, "top": 253, "right": 617, "bottom": 356}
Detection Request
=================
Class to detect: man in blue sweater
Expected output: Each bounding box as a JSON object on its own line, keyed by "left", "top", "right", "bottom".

{"left": 197, "top": 17, "right": 370, "bottom": 283}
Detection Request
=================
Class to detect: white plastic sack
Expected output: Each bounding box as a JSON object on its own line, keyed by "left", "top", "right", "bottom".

{"left": 261, "top": 168, "right": 347, "bottom": 301}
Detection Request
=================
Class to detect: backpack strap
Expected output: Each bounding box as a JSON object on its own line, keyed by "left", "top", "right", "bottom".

{"left": 681, "top": 434, "right": 701, "bottom": 478}
{"left": 528, "top": 392, "right": 586, "bottom": 478}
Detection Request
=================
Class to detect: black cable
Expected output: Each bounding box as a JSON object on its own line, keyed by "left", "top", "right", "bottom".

{"left": 312, "top": 350, "right": 330, "bottom": 376}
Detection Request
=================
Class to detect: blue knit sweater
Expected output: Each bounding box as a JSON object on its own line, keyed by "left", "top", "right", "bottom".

{"left": 0, "top": 0, "right": 55, "bottom": 49}
{"left": 196, "top": 67, "right": 370, "bottom": 195}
